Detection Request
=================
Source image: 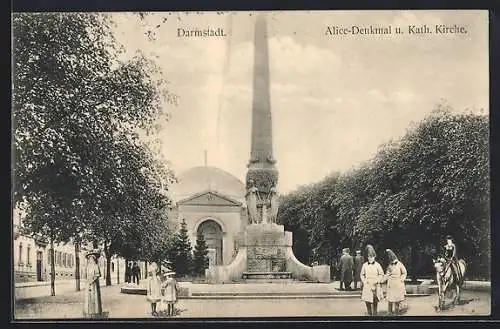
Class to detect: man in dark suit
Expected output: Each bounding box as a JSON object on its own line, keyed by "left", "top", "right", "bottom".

{"left": 339, "top": 248, "right": 354, "bottom": 290}
{"left": 125, "top": 262, "right": 132, "bottom": 283}
{"left": 132, "top": 261, "right": 141, "bottom": 285}
{"left": 353, "top": 250, "right": 364, "bottom": 290}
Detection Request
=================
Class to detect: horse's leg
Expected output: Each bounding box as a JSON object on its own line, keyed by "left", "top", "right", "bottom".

{"left": 441, "top": 280, "right": 448, "bottom": 309}
{"left": 436, "top": 274, "right": 442, "bottom": 310}
{"left": 456, "top": 285, "right": 460, "bottom": 303}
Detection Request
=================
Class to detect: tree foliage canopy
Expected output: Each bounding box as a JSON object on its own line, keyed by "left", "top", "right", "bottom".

{"left": 278, "top": 107, "right": 489, "bottom": 279}
{"left": 13, "top": 13, "right": 177, "bottom": 280}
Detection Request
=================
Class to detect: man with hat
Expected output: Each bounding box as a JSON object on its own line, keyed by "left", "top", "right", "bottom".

{"left": 385, "top": 249, "right": 407, "bottom": 315}
{"left": 353, "top": 250, "right": 364, "bottom": 290}
{"left": 339, "top": 248, "right": 354, "bottom": 291}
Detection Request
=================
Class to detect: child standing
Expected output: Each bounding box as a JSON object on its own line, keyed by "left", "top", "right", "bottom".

{"left": 163, "top": 271, "right": 179, "bottom": 316}
{"left": 360, "top": 245, "right": 384, "bottom": 316}
{"left": 146, "top": 263, "right": 162, "bottom": 316}
{"left": 385, "top": 249, "right": 407, "bottom": 315}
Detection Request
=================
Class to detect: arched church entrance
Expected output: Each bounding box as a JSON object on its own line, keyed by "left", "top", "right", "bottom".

{"left": 197, "top": 219, "right": 223, "bottom": 266}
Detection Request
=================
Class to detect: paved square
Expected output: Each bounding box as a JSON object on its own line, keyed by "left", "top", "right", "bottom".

{"left": 14, "top": 283, "right": 490, "bottom": 319}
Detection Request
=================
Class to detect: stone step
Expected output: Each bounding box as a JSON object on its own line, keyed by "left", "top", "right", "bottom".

{"left": 191, "top": 291, "right": 357, "bottom": 296}
{"left": 243, "top": 278, "right": 295, "bottom": 284}
{"left": 188, "top": 293, "right": 431, "bottom": 299}
{"left": 189, "top": 294, "right": 361, "bottom": 299}
{"left": 242, "top": 271, "right": 293, "bottom": 280}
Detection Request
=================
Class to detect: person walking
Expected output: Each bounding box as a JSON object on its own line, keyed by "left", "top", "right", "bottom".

{"left": 360, "top": 245, "right": 384, "bottom": 316}
{"left": 146, "top": 263, "right": 162, "bottom": 316}
{"left": 163, "top": 271, "right": 180, "bottom": 316}
{"left": 354, "top": 250, "right": 364, "bottom": 290}
{"left": 339, "top": 248, "right": 354, "bottom": 290}
{"left": 385, "top": 249, "right": 407, "bottom": 315}
{"left": 125, "top": 262, "right": 132, "bottom": 283}
{"left": 132, "top": 261, "right": 141, "bottom": 285}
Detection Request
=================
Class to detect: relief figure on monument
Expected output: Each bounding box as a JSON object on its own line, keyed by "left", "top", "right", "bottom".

{"left": 245, "top": 179, "right": 259, "bottom": 224}
{"left": 268, "top": 185, "right": 279, "bottom": 224}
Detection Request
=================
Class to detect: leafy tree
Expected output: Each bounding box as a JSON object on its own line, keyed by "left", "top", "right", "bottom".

{"left": 278, "top": 105, "right": 489, "bottom": 279}
{"left": 13, "top": 12, "right": 177, "bottom": 291}
{"left": 168, "top": 219, "right": 193, "bottom": 277}
{"left": 192, "top": 232, "right": 209, "bottom": 277}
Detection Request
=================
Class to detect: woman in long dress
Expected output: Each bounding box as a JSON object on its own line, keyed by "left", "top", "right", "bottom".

{"left": 443, "top": 235, "right": 462, "bottom": 283}
{"left": 385, "top": 249, "right": 407, "bottom": 315}
{"left": 146, "top": 263, "right": 162, "bottom": 316}
{"left": 360, "top": 245, "right": 384, "bottom": 316}
{"left": 83, "top": 250, "right": 102, "bottom": 317}
{"left": 163, "top": 272, "right": 179, "bottom": 316}
{"left": 246, "top": 180, "right": 259, "bottom": 224}
{"left": 269, "top": 186, "right": 279, "bottom": 224}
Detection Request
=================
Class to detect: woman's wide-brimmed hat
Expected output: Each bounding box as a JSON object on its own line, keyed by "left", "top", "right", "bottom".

{"left": 165, "top": 271, "right": 176, "bottom": 277}
{"left": 149, "top": 262, "right": 158, "bottom": 273}
{"left": 445, "top": 235, "right": 453, "bottom": 240}
{"left": 366, "top": 244, "right": 376, "bottom": 258}
{"left": 85, "top": 249, "right": 101, "bottom": 258}
{"left": 386, "top": 249, "right": 398, "bottom": 262}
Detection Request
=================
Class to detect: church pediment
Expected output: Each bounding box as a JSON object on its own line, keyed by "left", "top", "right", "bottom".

{"left": 177, "top": 190, "right": 242, "bottom": 207}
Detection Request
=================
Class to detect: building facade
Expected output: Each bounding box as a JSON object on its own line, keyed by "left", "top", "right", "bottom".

{"left": 169, "top": 166, "right": 248, "bottom": 266}
{"left": 13, "top": 207, "right": 126, "bottom": 284}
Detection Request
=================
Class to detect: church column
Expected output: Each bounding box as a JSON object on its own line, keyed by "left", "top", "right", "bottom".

{"left": 222, "top": 231, "right": 230, "bottom": 265}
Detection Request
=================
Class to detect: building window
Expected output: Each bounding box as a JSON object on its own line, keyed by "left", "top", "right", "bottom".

{"left": 27, "top": 245, "right": 31, "bottom": 266}
{"left": 57, "top": 251, "right": 61, "bottom": 266}
{"left": 18, "top": 243, "right": 23, "bottom": 265}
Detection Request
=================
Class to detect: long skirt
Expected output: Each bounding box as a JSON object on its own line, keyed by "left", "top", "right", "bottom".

{"left": 84, "top": 281, "right": 102, "bottom": 316}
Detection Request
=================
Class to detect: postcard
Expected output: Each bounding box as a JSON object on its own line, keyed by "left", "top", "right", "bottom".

{"left": 12, "top": 10, "right": 490, "bottom": 319}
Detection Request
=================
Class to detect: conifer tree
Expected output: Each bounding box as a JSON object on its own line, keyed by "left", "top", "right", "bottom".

{"left": 192, "top": 231, "right": 209, "bottom": 276}
{"left": 169, "top": 219, "right": 193, "bottom": 276}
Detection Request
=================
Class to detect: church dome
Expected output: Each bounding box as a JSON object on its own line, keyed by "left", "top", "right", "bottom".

{"left": 170, "top": 166, "right": 246, "bottom": 203}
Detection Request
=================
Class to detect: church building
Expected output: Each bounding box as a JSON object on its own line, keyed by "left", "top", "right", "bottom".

{"left": 168, "top": 165, "right": 248, "bottom": 267}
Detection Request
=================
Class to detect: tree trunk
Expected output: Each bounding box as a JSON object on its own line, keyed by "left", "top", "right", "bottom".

{"left": 105, "top": 253, "right": 112, "bottom": 286}
{"left": 50, "top": 239, "right": 56, "bottom": 296}
{"left": 124, "top": 257, "right": 129, "bottom": 282}
{"left": 144, "top": 262, "right": 148, "bottom": 279}
{"left": 116, "top": 258, "right": 120, "bottom": 284}
{"left": 411, "top": 245, "right": 419, "bottom": 282}
{"left": 75, "top": 241, "right": 81, "bottom": 291}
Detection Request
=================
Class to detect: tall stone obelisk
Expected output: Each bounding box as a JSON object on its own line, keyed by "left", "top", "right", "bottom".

{"left": 206, "top": 14, "right": 330, "bottom": 282}
{"left": 246, "top": 14, "right": 278, "bottom": 215}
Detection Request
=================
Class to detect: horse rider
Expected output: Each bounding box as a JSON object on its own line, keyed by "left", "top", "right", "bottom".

{"left": 443, "top": 235, "right": 461, "bottom": 284}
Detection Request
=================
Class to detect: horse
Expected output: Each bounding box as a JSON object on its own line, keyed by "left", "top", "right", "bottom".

{"left": 433, "top": 257, "right": 466, "bottom": 310}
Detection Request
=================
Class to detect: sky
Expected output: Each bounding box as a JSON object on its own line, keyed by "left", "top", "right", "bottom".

{"left": 110, "top": 10, "right": 488, "bottom": 193}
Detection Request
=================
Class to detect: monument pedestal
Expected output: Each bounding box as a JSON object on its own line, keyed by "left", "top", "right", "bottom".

{"left": 206, "top": 223, "right": 329, "bottom": 283}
